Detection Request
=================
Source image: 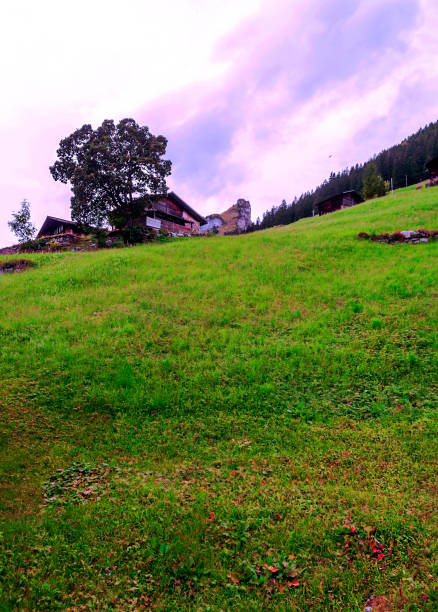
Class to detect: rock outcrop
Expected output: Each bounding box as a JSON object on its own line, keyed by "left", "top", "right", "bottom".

{"left": 0, "top": 259, "right": 33, "bottom": 274}
{"left": 202, "top": 199, "right": 251, "bottom": 235}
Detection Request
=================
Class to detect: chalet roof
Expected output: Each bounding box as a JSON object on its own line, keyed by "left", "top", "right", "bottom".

{"left": 37, "top": 216, "right": 79, "bottom": 238}
{"left": 136, "top": 192, "right": 206, "bottom": 224}
{"left": 43, "top": 215, "right": 77, "bottom": 225}
{"left": 315, "top": 190, "right": 363, "bottom": 207}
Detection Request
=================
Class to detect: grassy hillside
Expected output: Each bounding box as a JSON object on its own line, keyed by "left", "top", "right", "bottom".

{"left": 1, "top": 187, "right": 437, "bottom": 610}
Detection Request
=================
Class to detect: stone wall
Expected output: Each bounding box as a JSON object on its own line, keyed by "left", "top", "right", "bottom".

{"left": 358, "top": 229, "right": 438, "bottom": 244}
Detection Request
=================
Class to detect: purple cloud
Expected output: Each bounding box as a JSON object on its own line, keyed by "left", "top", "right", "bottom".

{"left": 136, "top": 0, "right": 424, "bottom": 214}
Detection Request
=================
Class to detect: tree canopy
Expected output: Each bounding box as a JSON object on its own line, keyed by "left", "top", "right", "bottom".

{"left": 50, "top": 118, "right": 172, "bottom": 228}
{"left": 8, "top": 199, "right": 36, "bottom": 243}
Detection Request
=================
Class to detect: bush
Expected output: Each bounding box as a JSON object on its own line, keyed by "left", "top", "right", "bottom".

{"left": 92, "top": 229, "right": 109, "bottom": 248}
{"left": 19, "top": 238, "right": 47, "bottom": 252}
{"left": 121, "top": 226, "right": 157, "bottom": 245}
{"left": 49, "top": 240, "right": 61, "bottom": 251}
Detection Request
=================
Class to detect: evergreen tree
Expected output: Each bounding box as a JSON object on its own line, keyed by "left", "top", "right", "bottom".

{"left": 362, "top": 162, "right": 387, "bottom": 199}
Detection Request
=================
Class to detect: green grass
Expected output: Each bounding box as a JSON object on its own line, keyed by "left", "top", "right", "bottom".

{"left": 1, "top": 186, "right": 437, "bottom": 610}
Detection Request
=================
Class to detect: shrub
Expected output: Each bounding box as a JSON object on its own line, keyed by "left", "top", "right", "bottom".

{"left": 19, "top": 238, "right": 47, "bottom": 252}
{"left": 121, "top": 225, "right": 156, "bottom": 245}
{"left": 49, "top": 239, "right": 61, "bottom": 251}
{"left": 92, "top": 229, "right": 109, "bottom": 248}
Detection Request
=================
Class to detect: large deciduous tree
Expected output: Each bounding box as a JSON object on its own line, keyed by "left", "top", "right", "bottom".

{"left": 50, "top": 118, "right": 172, "bottom": 228}
{"left": 8, "top": 199, "right": 36, "bottom": 243}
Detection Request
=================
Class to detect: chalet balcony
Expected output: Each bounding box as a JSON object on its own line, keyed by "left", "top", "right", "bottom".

{"left": 148, "top": 201, "right": 183, "bottom": 219}
{"left": 161, "top": 219, "right": 194, "bottom": 234}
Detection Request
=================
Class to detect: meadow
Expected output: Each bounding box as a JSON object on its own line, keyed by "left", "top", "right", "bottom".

{"left": 0, "top": 186, "right": 437, "bottom": 610}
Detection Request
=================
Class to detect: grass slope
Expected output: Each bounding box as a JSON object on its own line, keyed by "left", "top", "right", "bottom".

{"left": 1, "top": 187, "right": 437, "bottom": 610}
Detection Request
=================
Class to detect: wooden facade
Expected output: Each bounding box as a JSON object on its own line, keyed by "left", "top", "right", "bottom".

{"left": 137, "top": 191, "right": 206, "bottom": 234}
{"left": 314, "top": 190, "right": 363, "bottom": 216}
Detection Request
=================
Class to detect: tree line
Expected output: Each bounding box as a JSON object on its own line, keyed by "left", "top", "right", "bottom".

{"left": 247, "top": 120, "right": 438, "bottom": 232}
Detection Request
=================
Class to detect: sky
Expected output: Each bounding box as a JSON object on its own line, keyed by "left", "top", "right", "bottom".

{"left": 1, "top": 0, "right": 438, "bottom": 246}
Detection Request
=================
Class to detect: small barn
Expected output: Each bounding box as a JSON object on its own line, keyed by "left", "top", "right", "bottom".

{"left": 37, "top": 216, "right": 82, "bottom": 238}
{"left": 314, "top": 190, "right": 363, "bottom": 216}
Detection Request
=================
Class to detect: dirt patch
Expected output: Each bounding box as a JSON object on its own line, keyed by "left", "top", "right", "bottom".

{"left": 358, "top": 229, "right": 438, "bottom": 244}
{"left": 0, "top": 396, "right": 113, "bottom": 518}
{"left": 43, "top": 462, "right": 120, "bottom": 505}
{"left": 364, "top": 595, "right": 393, "bottom": 611}
{"left": 0, "top": 259, "right": 33, "bottom": 274}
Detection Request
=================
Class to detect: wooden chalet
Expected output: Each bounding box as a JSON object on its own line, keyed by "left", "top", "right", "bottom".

{"left": 37, "top": 216, "right": 82, "bottom": 238}
{"left": 37, "top": 192, "right": 206, "bottom": 239}
{"left": 314, "top": 190, "right": 363, "bottom": 216}
{"left": 136, "top": 191, "right": 206, "bottom": 234}
{"left": 426, "top": 156, "right": 438, "bottom": 179}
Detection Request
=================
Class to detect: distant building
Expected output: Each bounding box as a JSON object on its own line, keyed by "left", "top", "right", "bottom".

{"left": 37, "top": 216, "right": 82, "bottom": 238}
{"left": 200, "top": 214, "right": 225, "bottom": 233}
{"left": 314, "top": 190, "right": 363, "bottom": 216}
